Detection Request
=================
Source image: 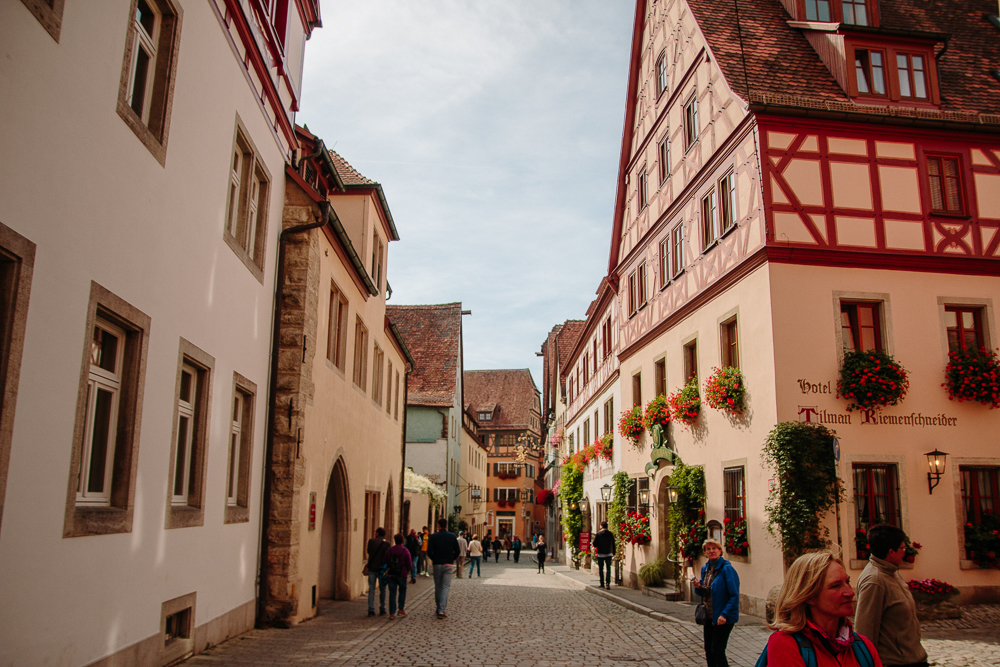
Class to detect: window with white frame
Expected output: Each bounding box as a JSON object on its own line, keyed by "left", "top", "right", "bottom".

{"left": 224, "top": 124, "right": 270, "bottom": 277}
{"left": 372, "top": 343, "right": 385, "bottom": 406}
{"left": 386, "top": 361, "right": 393, "bottom": 414}
{"left": 353, "top": 317, "right": 368, "bottom": 390}
{"left": 702, "top": 190, "right": 719, "bottom": 249}
{"left": 720, "top": 171, "right": 737, "bottom": 233}
{"left": 658, "top": 137, "right": 670, "bottom": 183}
{"left": 172, "top": 361, "right": 203, "bottom": 507}
{"left": 656, "top": 51, "right": 668, "bottom": 97}
{"left": 127, "top": 0, "right": 161, "bottom": 124}
{"left": 327, "top": 281, "right": 348, "bottom": 371}
{"left": 670, "top": 223, "right": 684, "bottom": 277}
{"left": 371, "top": 233, "right": 384, "bottom": 293}
{"left": 638, "top": 167, "right": 648, "bottom": 211}
{"left": 78, "top": 318, "right": 126, "bottom": 506}
{"left": 684, "top": 96, "right": 699, "bottom": 151}
{"left": 637, "top": 261, "right": 648, "bottom": 307}
{"left": 225, "top": 385, "right": 254, "bottom": 516}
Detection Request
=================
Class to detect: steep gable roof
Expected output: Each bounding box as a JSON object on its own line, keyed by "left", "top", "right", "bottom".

{"left": 464, "top": 369, "right": 540, "bottom": 431}
{"left": 386, "top": 303, "right": 462, "bottom": 407}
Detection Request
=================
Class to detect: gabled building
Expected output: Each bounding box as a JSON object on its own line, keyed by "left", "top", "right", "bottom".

{"left": 0, "top": 1, "right": 321, "bottom": 663}
{"left": 466, "top": 369, "right": 544, "bottom": 542}
{"left": 605, "top": 0, "right": 1000, "bottom": 608}
{"left": 262, "top": 128, "right": 409, "bottom": 626}
{"left": 459, "top": 406, "right": 490, "bottom": 533}
{"left": 386, "top": 303, "right": 465, "bottom": 522}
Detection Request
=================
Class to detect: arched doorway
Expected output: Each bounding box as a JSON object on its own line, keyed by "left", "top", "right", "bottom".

{"left": 656, "top": 474, "right": 676, "bottom": 579}
{"left": 383, "top": 481, "right": 394, "bottom": 536}
{"left": 319, "top": 458, "right": 350, "bottom": 600}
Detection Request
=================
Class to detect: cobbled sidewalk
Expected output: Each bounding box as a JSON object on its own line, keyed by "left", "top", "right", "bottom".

{"left": 183, "top": 561, "right": 1000, "bottom": 667}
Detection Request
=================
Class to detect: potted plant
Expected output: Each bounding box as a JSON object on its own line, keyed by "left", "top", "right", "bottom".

{"left": 965, "top": 513, "right": 1000, "bottom": 569}
{"left": 837, "top": 350, "right": 909, "bottom": 412}
{"left": 618, "top": 406, "right": 644, "bottom": 447}
{"left": 704, "top": 366, "right": 746, "bottom": 414}
{"left": 594, "top": 432, "right": 614, "bottom": 462}
{"left": 907, "top": 579, "right": 961, "bottom": 621}
{"left": 638, "top": 559, "right": 667, "bottom": 588}
{"left": 643, "top": 394, "right": 671, "bottom": 431}
{"left": 944, "top": 347, "right": 1000, "bottom": 408}
{"left": 667, "top": 377, "right": 701, "bottom": 428}
{"left": 723, "top": 516, "right": 749, "bottom": 556}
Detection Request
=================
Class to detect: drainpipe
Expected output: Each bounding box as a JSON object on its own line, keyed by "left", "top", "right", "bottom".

{"left": 257, "top": 200, "right": 330, "bottom": 627}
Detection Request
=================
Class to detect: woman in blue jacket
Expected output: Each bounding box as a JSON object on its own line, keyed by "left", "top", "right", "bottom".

{"left": 692, "top": 538, "right": 740, "bottom": 667}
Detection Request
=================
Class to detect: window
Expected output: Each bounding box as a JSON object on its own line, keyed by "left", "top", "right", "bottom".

{"left": 896, "top": 53, "right": 927, "bottom": 99}
{"left": 702, "top": 190, "right": 718, "bottom": 248}
{"left": 654, "top": 359, "right": 666, "bottom": 397}
{"left": 628, "top": 270, "right": 638, "bottom": 316}
{"left": 479, "top": 411, "right": 491, "bottom": 422}
{"left": 116, "top": 0, "right": 181, "bottom": 165}
{"left": 670, "top": 224, "right": 684, "bottom": 277}
{"left": 854, "top": 49, "right": 887, "bottom": 96}
{"left": 394, "top": 370, "right": 400, "bottom": 420}
{"left": 841, "top": 302, "right": 882, "bottom": 352}
{"left": 637, "top": 262, "right": 648, "bottom": 308}
{"left": 592, "top": 339, "right": 598, "bottom": 373}
{"left": 805, "top": 0, "right": 831, "bottom": 21}
{"left": 603, "top": 398, "right": 614, "bottom": 434}
{"left": 632, "top": 372, "right": 642, "bottom": 408}
{"left": 658, "top": 137, "right": 671, "bottom": 184}
{"left": 841, "top": 0, "right": 869, "bottom": 25}
{"left": 78, "top": 318, "right": 126, "bottom": 508}
{"left": 225, "top": 373, "right": 255, "bottom": 524}
{"left": 353, "top": 317, "right": 369, "bottom": 390}
{"left": 683, "top": 340, "right": 698, "bottom": 381}
{"left": 720, "top": 171, "right": 737, "bottom": 233}
{"left": 926, "top": 156, "right": 965, "bottom": 215}
{"left": 224, "top": 123, "right": 271, "bottom": 278}
{"left": 658, "top": 239, "right": 669, "bottom": 289}
{"left": 0, "top": 222, "right": 35, "bottom": 536}
{"left": 167, "top": 340, "right": 214, "bottom": 529}
{"left": 602, "top": 317, "right": 612, "bottom": 359}
{"left": 684, "top": 96, "right": 699, "bottom": 151}
{"left": 961, "top": 466, "right": 999, "bottom": 558}
{"left": 655, "top": 51, "right": 668, "bottom": 98}
{"left": 853, "top": 463, "right": 900, "bottom": 559}
{"left": 19, "top": 0, "right": 65, "bottom": 42}
{"left": 362, "top": 491, "right": 380, "bottom": 556}
{"left": 722, "top": 318, "right": 739, "bottom": 368}
{"left": 371, "top": 233, "right": 384, "bottom": 293}
{"left": 66, "top": 283, "right": 150, "bottom": 537}
{"left": 372, "top": 344, "right": 385, "bottom": 406}
{"left": 945, "top": 307, "right": 984, "bottom": 352}
{"left": 160, "top": 593, "right": 196, "bottom": 665}
{"left": 582, "top": 354, "right": 589, "bottom": 386}
{"left": 583, "top": 419, "right": 590, "bottom": 447}
{"left": 723, "top": 466, "right": 746, "bottom": 523}
{"left": 386, "top": 361, "right": 393, "bottom": 414}
{"left": 638, "top": 168, "right": 648, "bottom": 211}
{"left": 326, "top": 282, "right": 348, "bottom": 371}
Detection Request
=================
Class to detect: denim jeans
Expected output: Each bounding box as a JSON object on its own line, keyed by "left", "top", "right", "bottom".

{"left": 597, "top": 556, "right": 613, "bottom": 587}
{"left": 468, "top": 555, "right": 481, "bottom": 577}
{"left": 703, "top": 622, "right": 734, "bottom": 667}
{"left": 367, "top": 571, "right": 386, "bottom": 612}
{"left": 386, "top": 575, "right": 407, "bottom": 615}
{"left": 418, "top": 552, "right": 428, "bottom": 574}
{"left": 432, "top": 563, "right": 455, "bottom": 613}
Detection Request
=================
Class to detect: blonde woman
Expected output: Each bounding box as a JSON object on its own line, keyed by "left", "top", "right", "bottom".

{"left": 759, "top": 552, "right": 882, "bottom": 667}
{"left": 692, "top": 538, "right": 740, "bottom": 667}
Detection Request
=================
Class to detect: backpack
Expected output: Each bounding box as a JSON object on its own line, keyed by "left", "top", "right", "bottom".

{"left": 754, "top": 631, "right": 874, "bottom": 667}
{"left": 385, "top": 550, "right": 402, "bottom": 577}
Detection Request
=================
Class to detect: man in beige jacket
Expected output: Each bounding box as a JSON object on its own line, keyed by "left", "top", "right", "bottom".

{"left": 855, "top": 524, "right": 928, "bottom": 667}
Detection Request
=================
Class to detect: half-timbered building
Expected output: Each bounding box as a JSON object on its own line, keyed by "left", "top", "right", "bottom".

{"left": 609, "top": 0, "right": 1000, "bottom": 610}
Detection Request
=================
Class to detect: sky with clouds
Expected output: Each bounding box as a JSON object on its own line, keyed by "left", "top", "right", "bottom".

{"left": 298, "top": 1, "right": 634, "bottom": 388}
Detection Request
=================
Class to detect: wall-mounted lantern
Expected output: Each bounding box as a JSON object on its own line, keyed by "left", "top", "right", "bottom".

{"left": 666, "top": 483, "right": 679, "bottom": 505}
{"left": 600, "top": 484, "right": 612, "bottom": 503}
{"left": 926, "top": 449, "right": 949, "bottom": 494}
{"left": 638, "top": 487, "right": 650, "bottom": 509}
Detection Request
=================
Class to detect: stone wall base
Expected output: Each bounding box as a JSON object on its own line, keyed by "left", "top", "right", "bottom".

{"left": 87, "top": 598, "right": 255, "bottom": 666}
{"left": 740, "top": 592, "right": 769, "bottom": 620}
{"left": 959, "top": 585, "right": 1000, "bottom": 605}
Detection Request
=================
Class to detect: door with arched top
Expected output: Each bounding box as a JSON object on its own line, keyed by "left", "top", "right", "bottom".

{"left": 319, "top": 458, "right": 350, "bottom": 600}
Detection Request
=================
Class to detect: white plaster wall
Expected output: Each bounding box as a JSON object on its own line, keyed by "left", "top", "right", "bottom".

{"left": 0, "top": 2, "right": 291, "bottom": 663}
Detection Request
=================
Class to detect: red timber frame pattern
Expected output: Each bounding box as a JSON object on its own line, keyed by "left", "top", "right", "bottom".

{"left": 760, "top": 116, "right": 1000, "bottom": 262}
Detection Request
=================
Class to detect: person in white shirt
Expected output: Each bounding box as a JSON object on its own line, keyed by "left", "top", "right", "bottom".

{"left": 456, "top": 531, "right": 468, "bottom": 578}
{"left": 467, "top": 535, "right": 483, "bottom": 577}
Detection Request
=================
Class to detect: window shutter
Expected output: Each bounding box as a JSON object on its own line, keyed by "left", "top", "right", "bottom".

{"left": 493, "top": 488, "right": 498, "bottom": 502}
{"left": 516, "top": 489, "right": 521, "bottom": 501}
{"left": 493, "top": 462, "right": 498, "bottom": 475}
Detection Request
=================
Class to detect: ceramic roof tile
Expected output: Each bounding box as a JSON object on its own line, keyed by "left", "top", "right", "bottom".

{"left": 328, "top": 150, "right": 376, "bottom": 186}
{"left": 386, "top": 303, "right": 462, "bottom": 407}
{"left": 464, "top": 369, "right": 540, "bottom": 431}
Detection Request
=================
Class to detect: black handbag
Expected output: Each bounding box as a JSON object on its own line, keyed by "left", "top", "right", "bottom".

{"left": 695, "top": 603, "right": 708, "bottom": 625}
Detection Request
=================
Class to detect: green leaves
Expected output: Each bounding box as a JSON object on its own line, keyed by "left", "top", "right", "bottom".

{"left": 609, "top": 471, "right": 632, "bottom": 561}
{"left": 666, "top": 463, "right": 706, "bottom": 560}
{"left": 762, "top": 422, "right": 843, "bottom": 562}
{"left": 560, "top": 463, "right": 584, "bottom": 557}
{"left": 837, "top": 349, "right": 909, "bottom": 412}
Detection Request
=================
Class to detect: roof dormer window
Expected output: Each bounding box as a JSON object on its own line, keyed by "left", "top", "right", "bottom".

{"left": 846, "top": 39, "right": 938, "bottom": 104}
{"left": 896, "top": 53, "right": 928, "bottom": 100}
{"left": 854, "top": 49, "right": 886, "bottom": 96}
{"left": 841, "top": 0, "right": 869, "bottom": 26}
{"left": 801, "top": 0, "right": 877, "bottom": 27}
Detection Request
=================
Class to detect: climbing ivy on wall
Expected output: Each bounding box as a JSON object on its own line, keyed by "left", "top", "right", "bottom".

{"left": 762, "top": 422, "right": 843, "bottom": 562}
{"left": 666, "top": 462, "right": 706, "bottom": 561}
{"left": 560, "top": 462, "right": 584, "bottom": 557}
{"left": 609, "top": 471, "right": 632, "bottom": 561}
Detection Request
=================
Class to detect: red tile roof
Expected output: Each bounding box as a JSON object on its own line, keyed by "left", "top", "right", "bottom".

{"left": 686, "top": 0, "right": 1000, "bottom": 116}
{"left": 329, "top": 150, "right": 376, "bottom": 186}
{"left": 386, "top": 303, "right": 462, "bottom": 407}
{"left": 557, "top": 321, "right": 586, "bottom": 381}
{"left": 464, "top": 369, "right": 540, "bottom": 431}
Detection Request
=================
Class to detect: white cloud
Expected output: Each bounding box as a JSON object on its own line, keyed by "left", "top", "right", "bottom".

{"left": 300, "top": 1, "right": 633, "bottom": 381}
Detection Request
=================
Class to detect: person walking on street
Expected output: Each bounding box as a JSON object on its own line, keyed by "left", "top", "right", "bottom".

{"left": 427, "top": 518, "right": 460, "bottom": 618}
{"left": 456, "top": 531, "right": 468, "bottom": 579}
{"left": 492, "top": 536, "right": 502, "bottom": 563}
{"left": 365, "top": 527, "right": 390, "bottom": 617}
{"left": 855, "top": 524, "right": 928, "bottom": 667}
{"left": 405, "top": 529, "right": 420, "bottom": 584}
{"left": 504, "top": 537, "right": 512, "bottom": 560}
{"left": 536, "top": 536, "right": 547, "bottom": 573}
{"left": 483, "top": 531, "right": 492, "bottom": 560}
{"left": 759, "top": 551, "right": 882, "bottom": 667}
{"left": 419, "top": 526, "right": 430, "bottom": 576}
{"left": 593, "top": 521, "right": 616, "bottom": 589}
{"left": 532, "top": 533, "right": 538, "bottom": 549}
{"left": 384, "top": 533, "right": 412, "bottom": 620}
{"left": 512, "top": 536, "right": 522, "bottom": 563}
{"left": 692, "top": 538, "right": 740, "bottom": 667}
{"left": 467, "top": 534, "right": 483, "bottom": 577}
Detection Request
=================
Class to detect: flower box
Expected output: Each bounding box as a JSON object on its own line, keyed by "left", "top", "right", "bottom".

{"left": 837, "top": 350, "right": 909, "bottom": 412}
{"left": 908, "top": 579, "right": 961, "bottom": 621}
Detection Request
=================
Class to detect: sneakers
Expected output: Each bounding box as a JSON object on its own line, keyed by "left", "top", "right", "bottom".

{"left": 397, "top": 610, "right": 408, "bottom": 618}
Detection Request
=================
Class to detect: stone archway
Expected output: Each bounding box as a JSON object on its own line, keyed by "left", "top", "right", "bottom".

{"left": 319, "top": 458, "right": 350, "bottom": 600}
{"left": 656, "top": 474, "right": 676, "bottom": 579}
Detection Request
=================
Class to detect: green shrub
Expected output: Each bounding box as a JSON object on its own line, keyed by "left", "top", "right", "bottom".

{"left": 638, "top": 559, "right": 667, "bottom": 587}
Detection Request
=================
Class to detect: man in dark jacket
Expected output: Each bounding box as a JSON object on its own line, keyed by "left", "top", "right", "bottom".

{"left": 593, "top": 521, "right": 616, "bottom": 589}
{"left": 366, "top": 527, "right": 390, "bottom": 616}
{"left": 427, "top": 518, "right": 460, "bottom": 618}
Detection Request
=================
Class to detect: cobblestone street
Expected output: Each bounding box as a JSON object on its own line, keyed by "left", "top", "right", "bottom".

{"left": 182, "top": 560, "right": 1000, "bottom": 667}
